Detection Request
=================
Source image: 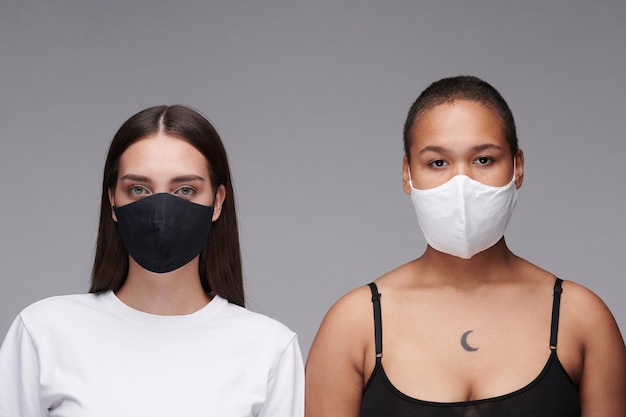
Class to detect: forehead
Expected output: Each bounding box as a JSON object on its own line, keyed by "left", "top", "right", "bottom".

{"left": 410, "top": 100, "right": 506, "bottom": 153}
{"left": 118, "top": 133, "right": 209, "bottom": 178}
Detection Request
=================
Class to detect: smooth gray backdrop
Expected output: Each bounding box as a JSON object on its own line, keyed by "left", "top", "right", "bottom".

{"left": 1, "top": 0, "right": 624, "bottom": 358}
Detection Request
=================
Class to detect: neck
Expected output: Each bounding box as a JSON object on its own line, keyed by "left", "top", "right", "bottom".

{"left": 419, "top": 238, "right": 519, "bottom": 288}
{"left": 115, "top": 258, "right": 211, "bottom": 315}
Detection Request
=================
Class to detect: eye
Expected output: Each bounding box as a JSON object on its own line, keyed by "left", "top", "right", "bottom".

{"left": 174, "top": 186, "right": 196, "bottom": 198}
{"left": 428, "top": 159, "right": 448, "bottom": 168}
{"left": 475, "top": 156, "right": 493, "bottom": 166}
{"left": 129, "top": 185, "right": 149, "bottom": 196}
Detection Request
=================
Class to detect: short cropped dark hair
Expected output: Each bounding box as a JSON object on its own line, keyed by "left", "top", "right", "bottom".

{"left": 403, "top": 75, "right": 518, "bottom": 162}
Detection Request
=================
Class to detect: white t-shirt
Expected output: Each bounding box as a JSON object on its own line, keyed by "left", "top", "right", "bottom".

{"left": 0, "top": 292, "right": 304, "bottom": 417}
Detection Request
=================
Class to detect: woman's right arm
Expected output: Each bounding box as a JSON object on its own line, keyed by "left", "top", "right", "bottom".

{"left": 305, "top": 287, "right": 372, "bottom": 417}
{"left": 0, "top": 315, "right": 45, "bottom": 417}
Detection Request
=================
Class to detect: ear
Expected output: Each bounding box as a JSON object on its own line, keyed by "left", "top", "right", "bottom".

{"left": 402, "top": 155, "right": 412, "bottom": 195}
{"left": 212, "top": 185, "right": 226, "bottom": 222}
{"left": 108, "top": 188, "right": 118, "bottom": 222}
{"left": 514, "top": 149, "right": 524, "bottom": 189}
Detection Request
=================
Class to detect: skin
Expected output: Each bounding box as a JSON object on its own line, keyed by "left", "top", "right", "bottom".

{"left": 108, "top": 133, "right": 226, "bottom": 316}
{"left": 305, "top": 100, "right": 626, "bottom": 416}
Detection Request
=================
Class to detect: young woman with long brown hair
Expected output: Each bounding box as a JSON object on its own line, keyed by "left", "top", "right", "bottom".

{"left": 0, "top": 105, "right": 304, "bottom": 416}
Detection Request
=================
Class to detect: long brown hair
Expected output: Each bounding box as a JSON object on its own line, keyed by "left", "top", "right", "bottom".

{"left": 90, "top": 105, "right": 244, "bottom": 307}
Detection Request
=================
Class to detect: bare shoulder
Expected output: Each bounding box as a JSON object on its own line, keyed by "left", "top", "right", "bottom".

{"left": 560, "top": 280, "right": 623, "bottom": 340}
{"left": 308, "top": 284, "right": 374, "bottom": 362}
{"left": 327, "top": 283, "right": 375, "bottom": 317}
{"left": 305, "top": 284, "right": 378, "bottom": 417}
{"left": 308, "top": 262, "right": 415, "bottom": 365}
{"left": 558, "top": 280, "right": 625, "bottom": 361}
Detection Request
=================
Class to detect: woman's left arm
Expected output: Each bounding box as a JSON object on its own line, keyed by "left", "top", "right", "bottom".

{"left": 258, "top": 335, "right": 305, "bottom": 417}
{"left": 568, "top": 283, "right": 626, "bottom": 416}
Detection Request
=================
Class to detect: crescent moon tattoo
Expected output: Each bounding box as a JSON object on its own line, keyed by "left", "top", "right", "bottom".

{"left": 461, "top": 330, "right": 479, "bottom": 352}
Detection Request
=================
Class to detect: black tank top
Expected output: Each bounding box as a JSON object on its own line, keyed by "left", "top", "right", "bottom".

{"left": 360, "top": 278, "right": 581, "bottom": 417}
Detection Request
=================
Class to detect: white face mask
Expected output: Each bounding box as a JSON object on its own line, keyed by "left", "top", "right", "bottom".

{"left": 409, "top": 172, "right": 518, "bottom": 259}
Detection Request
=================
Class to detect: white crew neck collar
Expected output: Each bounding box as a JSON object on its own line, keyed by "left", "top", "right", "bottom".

{"left": 99, "top": 291, "right": 227, "bottom": 327}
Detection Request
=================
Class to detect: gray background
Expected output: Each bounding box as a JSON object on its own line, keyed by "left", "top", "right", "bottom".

{"left": 1, "top": 0, "right": 624, "bottom": 358}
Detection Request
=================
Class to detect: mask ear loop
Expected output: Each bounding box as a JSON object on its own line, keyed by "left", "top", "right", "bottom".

{"left": 512, "top": 158, "right": 517, "bottom": 182}
{"left": 407, "top": 166, "right": 415, "bottom": 189}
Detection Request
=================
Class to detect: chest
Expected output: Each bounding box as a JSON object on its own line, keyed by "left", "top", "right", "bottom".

{"left": 364, "top": 288, "right": 581, "bottom": 401}
{"left": 37, "top": 323, "right": 270, "bottom": 417}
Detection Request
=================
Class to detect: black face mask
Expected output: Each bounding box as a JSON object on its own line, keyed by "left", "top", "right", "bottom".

{"left": 113, "top": 193, "right": 214, "bottom": 274}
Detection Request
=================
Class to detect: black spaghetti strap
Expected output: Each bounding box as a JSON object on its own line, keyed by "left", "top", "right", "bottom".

{"left": 367, "top": 283, "right": 383, "bottom": 358}
{"left": 550, "top": 278, "right": 564, "bottom": 350}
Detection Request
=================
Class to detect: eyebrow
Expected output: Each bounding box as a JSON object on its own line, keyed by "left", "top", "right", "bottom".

{"left": 419, "top": 143, "right": 503, "bottom": 155}
{"left": 119, "top": 174, "right": 151, "bottom": 182}
{"left": 170, "top": 175, "right": 206, "bottom": 183}
{"left": 472, "top": 143, "right": 503, "bottom": 152}
{"left": 118, "top": 174, "right": 206, "bottom": 183}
